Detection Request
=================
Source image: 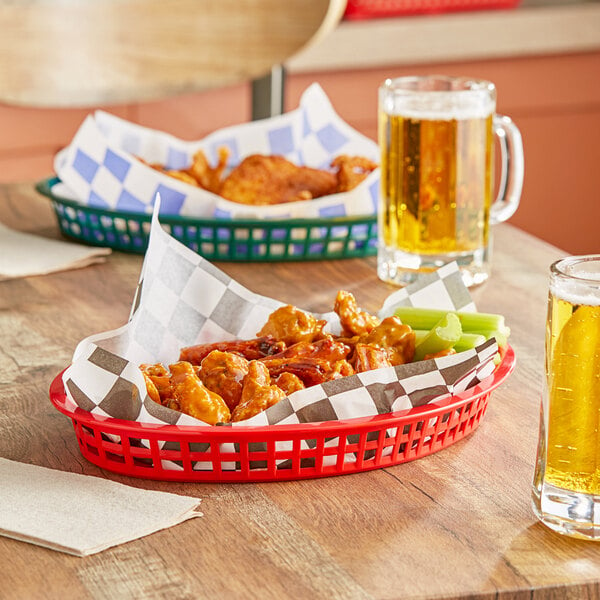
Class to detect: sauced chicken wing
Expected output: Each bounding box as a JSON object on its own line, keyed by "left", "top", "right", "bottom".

{"left": 219, "top": 154, "right": 338, "bottom": 205}
{"left": 231, "top": 361, "right": 287, "bottom": 422}
{"left": 261, "top": 356, "right": 355, "bottom": 387}
{"left": 198, "top": 350, "right": 249, "bottom": 411}
{"left": 352, "top": 343, "right": 393, "bottom": 372}
{"left": 142, "top": 372, "right": 161, "bottom": 405}
{"left": 257, "top": 305, "right": 326, "bottom": 345}
{"left": 273, "top": 334, "right": 351, "bottom": 362}
{"left": 180, "top": 335, "right": 285, "bottom": 365}
{"left": 169, "top": 361, "right": 230, "bottom": 425}
{"left": 334, "top": 290, "right": 380, "bottom": 337}
{"left": 274, "top": 372, "right": 305, "bottom": 395}
{"left": 140, "top": 363, "right": 174, "bottom": 406}
{"left": 361, "top": 316, "right": 415, "bottom": 366}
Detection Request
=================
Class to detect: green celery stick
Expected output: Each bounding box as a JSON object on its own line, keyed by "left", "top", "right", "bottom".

{"left": 414, "top": 330, "right": 487, "bottom": 352}
{"left": 453, "top": 332, "right": 487, "bottom": 353}
{"left": 413, "top": 313, "right": 462, "bottom": 362}
{"left": 395, "top": 307, "right": 510, "bottom": 338}
{"left": 478, "top": 329, "right": 510, "bottom": 349}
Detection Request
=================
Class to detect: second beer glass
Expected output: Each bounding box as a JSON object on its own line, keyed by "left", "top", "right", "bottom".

{"left": 378, "top": 75, "right": 524, "bottom": 287}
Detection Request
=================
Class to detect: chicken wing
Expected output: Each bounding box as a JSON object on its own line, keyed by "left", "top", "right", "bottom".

{"left": 361, "top": 316, "right": 416, "bottom": 366}
{"left": 180, "top": 335, "right": 285, "bottom": 365}
{"left": 274, "top": 372, "right": 305, "bottom": 395}
{"left": 219, "top": 154, "right": 338, "bottom": 205}
{"left": 331, "top": 155, "right": 378, "bottom": 193}
{"left": 334, "top": 290, "right": 380, "bottom": 337}
{"left": 169, "top": 361, "right": 231, "bottom": 424}
{"left": 261, "top": 356, "right": 355, "bottom": 387}
{"left": 257, "top": 304, "right": 326, "bottom": 345}
{"left": 351, "top": 343, "right": 393, "bottom": 373}
{"left": 187, "top": 147, "right": 229, "bottom": 194}
{"left": 231, "top": 361, "right": 286, "bottom": 422}
{"left": 272, "top": 334, "right": 351, "bottom": 362}
{"left": 140, "top": 363, "right": 174, "bottom": 406}
{"left": 197, "top": 350, "right": 249, "bottom": 411}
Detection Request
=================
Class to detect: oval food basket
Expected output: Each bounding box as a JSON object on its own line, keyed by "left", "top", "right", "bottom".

{"left": 36, "top": 177, "right": 378, "bottom": 262}
{"left": 49, "top": 346, "right": 515, "bottom": 482}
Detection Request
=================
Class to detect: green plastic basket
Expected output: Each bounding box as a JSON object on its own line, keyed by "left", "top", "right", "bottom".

{"left": 36, "top": 177, "right": 378, "bottom": 262}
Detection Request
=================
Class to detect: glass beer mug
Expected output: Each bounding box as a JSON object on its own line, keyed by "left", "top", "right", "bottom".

{"left": 377, "top": 75, "right": 524, "bottom": 287}
{"left": 533, "top": 255, "right": 600, "bottom": 540}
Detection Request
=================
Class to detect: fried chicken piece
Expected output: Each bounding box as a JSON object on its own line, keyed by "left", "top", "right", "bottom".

{"left": 180, "top": 336, "right": 286, "bottom": 365}
{"left": 231, "top": 361, "right": 286, "bottom": 422}
{"left": 272, "top": 334, "right": 351, "bottom": 362}
{"left": 352, "top": 343, "right": 393, "bottom": 372}
{"left": 187, "top": 147, "right": 230, "bottom": 194}
{"left": 197, "top": 350, "right": 249, "bottom": 412}
{"left": 261, "top": 356, "right": 355, "bottom": 387}
{"left": 327, "top": 359, "right": 355, "bottom": 380}
{"left": 219, "top": 154, "right": 338, "bottom": 205}
{"left": 334, "top": 290, "right": 381, "bottom": 337}
{"left": 257, "top": 305, "right": 327, "bottom": 346}
{"left": 142, "top": 372, "right": 162, "bottom": 404}
{"left": 274, "top": 372, "right": 305, "bottom": 395}
{"left": 331, "top": 155, "right": 378, "bottom": 193}
{"left": 361, "top": 316, "right": 416, "bottom": 366}
{"left": 140, "top": 363, "right": 175, "bottom": 406}
{"left": 169, "top": 361, "right": 230, "bottom": 424}
{"left": 165, "top": 169, "right": 200, "bottom": 187}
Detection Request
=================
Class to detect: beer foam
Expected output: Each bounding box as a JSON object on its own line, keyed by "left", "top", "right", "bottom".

{"left": 551, "top": 281, "right": 600, "bottom": 307}
{"left": 385, "top": 93, "right": 494, "bottom": 121}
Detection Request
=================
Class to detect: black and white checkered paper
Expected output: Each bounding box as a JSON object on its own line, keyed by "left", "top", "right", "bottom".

{"left": 53, "top": 84, "right": 379, "bottom": 220}
{"left": 62, "top": 199, "right": 499, "bottom": 474}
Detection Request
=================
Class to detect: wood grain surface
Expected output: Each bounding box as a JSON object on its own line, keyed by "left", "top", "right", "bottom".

{"left": 2, "top": 182, "right": 599, "bottom": 600}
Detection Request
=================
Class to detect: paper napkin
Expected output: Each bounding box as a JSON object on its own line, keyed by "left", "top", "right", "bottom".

{"left": 0, "top": 222, "right": 111, "bottom": 281}
{"left": 0, "top": 458, "right": 202, "bottom": 556}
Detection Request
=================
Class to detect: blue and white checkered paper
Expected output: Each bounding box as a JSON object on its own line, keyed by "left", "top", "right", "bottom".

{"left": 54, "top": 84, "right": 380, "bottom": 220}
{"left": 62, "top": 199, "right": 498, "bottom": 455}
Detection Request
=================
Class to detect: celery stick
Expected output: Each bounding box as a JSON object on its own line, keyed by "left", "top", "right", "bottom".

{"left": 414, "top": 330, "right": 486, "bottom": 352}
{"left": 453, "top": 333, "right": 487, "bottom": 353}
{"left": 413, "top": 313, "right": 462, "bottom": 362}
{"left": 478, "top": 328, "right": 510, "bottom": 349}
{"left": 395, "top": 307, "right": 509, "bottom": 337}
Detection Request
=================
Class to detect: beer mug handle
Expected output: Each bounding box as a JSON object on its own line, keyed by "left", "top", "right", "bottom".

{"left": 490, "top": 115, "right": 524, "bottom": 225}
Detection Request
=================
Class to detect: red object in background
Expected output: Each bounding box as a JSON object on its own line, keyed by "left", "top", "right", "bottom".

{"left": 343, "top": 0, "right": 521, "bottom": 19}
{"left": 49, "top": 346, "right": 515, "bottom": 483}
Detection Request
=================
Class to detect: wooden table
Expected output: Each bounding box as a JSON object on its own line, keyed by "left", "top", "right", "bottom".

{"left": 1, "top": 182, "right": 597, "bottom": 600}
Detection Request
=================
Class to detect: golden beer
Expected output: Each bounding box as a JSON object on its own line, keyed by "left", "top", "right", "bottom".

{"left": 379, "top": 112, "right": 494, "bottom": 255}
{"left": 544, "top": 294, "right": 600, "bottom": 494}
{"left": 533, "top": 255, "right": 600, "bottom": 539}
{"left": 377, "top": 76, "right": 523, "bottom": 288}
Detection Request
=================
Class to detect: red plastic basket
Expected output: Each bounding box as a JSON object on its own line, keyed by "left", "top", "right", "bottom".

{"left": 49, "top": 346, "right": 515, "bottom": 482}
{"left": 343, "top": 0, "right": 521, "bottom": 19}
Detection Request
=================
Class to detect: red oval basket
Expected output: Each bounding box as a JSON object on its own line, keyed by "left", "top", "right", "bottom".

{"left": 49, "top": 346, "right": 515, "bottom": 482}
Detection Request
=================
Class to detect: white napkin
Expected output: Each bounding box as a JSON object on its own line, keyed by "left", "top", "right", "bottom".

{"left": 0, "top": 222, "right": 111, "bottom": 281}
{"left": 0, "top": 458, "right": 202, "bottom": 556}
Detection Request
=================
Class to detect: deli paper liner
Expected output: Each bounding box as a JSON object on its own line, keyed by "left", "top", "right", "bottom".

{"left": 53, "top": 84, "right": 380, "bottom": 220}
{"left": 60, "top": 200, "right": 498, "bottom": 472}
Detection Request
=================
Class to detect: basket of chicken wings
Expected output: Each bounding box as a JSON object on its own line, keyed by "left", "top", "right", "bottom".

{"left": 49, "top": 205, "right": 515, "bottom": 482}
{"left": 38, "top": 84, "right": 380, "bottom": 262}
